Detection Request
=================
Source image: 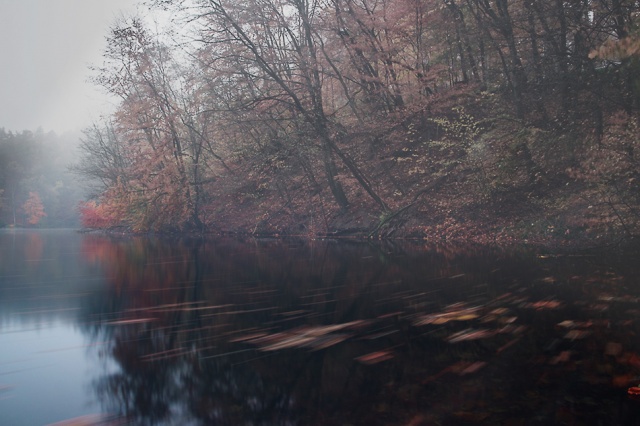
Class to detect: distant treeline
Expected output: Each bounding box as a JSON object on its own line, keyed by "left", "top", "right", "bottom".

{"left": 0, "top": 129, "right": 84, "bottom": 228}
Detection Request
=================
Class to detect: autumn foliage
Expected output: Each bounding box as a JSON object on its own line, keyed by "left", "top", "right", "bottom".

{"left": 22, "top": 192, "right": 46, "bottom": 226}
{"left": 73, "top": 0, "right": 640, "bottom": 242}
{"left": 0, "top": 130, "right": 84, "bottom": 228}
{"left": 78, "top": 201, "right": 114, "bottom": 229}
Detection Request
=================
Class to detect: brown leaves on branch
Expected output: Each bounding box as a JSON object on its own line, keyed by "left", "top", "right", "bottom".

{"left": 589, "top": 37, "right": 640, "bottom": 60}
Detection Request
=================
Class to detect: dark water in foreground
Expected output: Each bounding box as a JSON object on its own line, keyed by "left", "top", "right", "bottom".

{"left": 2, "top": 230, "right": 640, "bottom": 425}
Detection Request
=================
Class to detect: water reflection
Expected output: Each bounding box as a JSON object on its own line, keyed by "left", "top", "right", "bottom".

{"left": 0, "top": 229, "right": 112, "bottom": 425}
{"left": 74, "top": 235, "right": 640, "bottom": 425}
{"left": 0, "top": 229, "right": 107, "bottom": 328}
{"left": 3, "top": 230, "right": 640, "bottom": 424}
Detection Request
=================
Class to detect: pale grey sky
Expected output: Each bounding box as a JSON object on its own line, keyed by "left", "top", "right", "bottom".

{"left": 0, "top": 0, "right": 147, "bottom": 134}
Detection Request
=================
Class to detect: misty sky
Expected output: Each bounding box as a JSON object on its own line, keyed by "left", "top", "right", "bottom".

{"left": 0, "top": 0, "right": 147, "bottom": 134}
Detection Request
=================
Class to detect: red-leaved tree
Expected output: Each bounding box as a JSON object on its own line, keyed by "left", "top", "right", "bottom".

{"left": 22, "top": 192, "right": 46, "bottom": 226}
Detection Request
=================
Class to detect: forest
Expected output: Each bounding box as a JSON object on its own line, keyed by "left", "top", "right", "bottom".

{"left": 0, "top": 129, "right": 84, "bottom": 228}
{"left": 4, "top": 0, "right": 640, "bottom": 245}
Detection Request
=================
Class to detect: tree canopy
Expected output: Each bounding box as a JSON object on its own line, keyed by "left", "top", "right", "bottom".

{"left": 73, "top": 0, "right": 640, "bottom": 242}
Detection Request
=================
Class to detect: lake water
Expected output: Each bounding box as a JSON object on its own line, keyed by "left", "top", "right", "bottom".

{"left": 2, "top": 229, "right": 640, "bottom": 425}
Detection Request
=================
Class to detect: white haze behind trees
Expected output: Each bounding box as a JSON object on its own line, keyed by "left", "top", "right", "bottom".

{"left": 0, "top": 0, "right": 175, "bottom": 228}
{"left": 0, "top": 0, "right": 172, "bottom": 135}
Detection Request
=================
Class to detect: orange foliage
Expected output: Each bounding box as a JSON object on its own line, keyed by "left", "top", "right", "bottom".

{"left": 22, "top": 191, "right": 46, "bottom": 226}
{"left": 78, "top": 200, "right": 115, "bottom": 229}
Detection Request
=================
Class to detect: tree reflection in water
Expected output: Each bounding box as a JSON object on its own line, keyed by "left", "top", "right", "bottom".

{"left": 79, "top": 236, "right": 640, "bottom": 425}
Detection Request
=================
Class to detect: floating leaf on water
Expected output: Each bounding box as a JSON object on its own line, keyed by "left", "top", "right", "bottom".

{"left": 304, "top": 320, "right": 366, "bottom": 336}
{"left": 597, "top": 295, "right": 639, "bottom": 303}
{"left": 308, "top": 334, "right": 349, "bottom": 350}
{"left": 496, "top": 337, "right": 521, "bottom": 353}
{"left": 499, "top": 316, "right": 518, "bottom": 325}
{"left": 455, "top": 314, "right": 480, "bottom": 321}
{"left": 377, "top": 311, "right": 404, "bottom": 319}
{"left": 628, "top": 386, "right": 640, "bottom": 397}
{"left": 550, "top": 350, "right": 572, "bottom": 365}
{"left": 356, "top": 350, "right": 394, "bottom": 365}
{"left": 427, "top": 316, "right": 451, "bottom": 325}
{"left": 414, "top": 306, "right": 481, "bottom": 326}
{"left": 422, "top": 365, "right": 455, "bottom": 383}
{"left": 361, "top": 330, "right": 398, "bottom": 340}
{"left": 447, "top": 328, "right": 496, "bottom": 343}
{"left": 587, "top": 303, "right": 609, "bottom": 312}
{"left": 557, "top": 320, "right": 577, "bottom": 329}
{"left": 481, "top": 314, "right": 498, "bottom": 323}
{"left": 249, "top": 321, "right": 363, "bottom": 351}
{"left": 448, "top": 274, "right": 466, "bottom": 279}
{"left": 496, "top": 293, "right": 513, "bottom": 301}
{"left": 497, "top": 324, "right": 527, "bottom": 335}
{"left": 446, "top": 361, "right": 476, "bottom": 375}
{"left": 459, "top": 361, "right": 487, "bottom": 375}
{"left": 228, "top": 332, "right": 269, "bottom": 343}
{"left": 259, "top": 333, "right": 316, "bottom": 351}
{"left": 563, "top": 329, "right": 590, "bottom": 340}
{"left": 105, "top": 318, "right": 156, "bottom": 326}
{"left": 528, "top": 300, "right": 562, "bottom": 310}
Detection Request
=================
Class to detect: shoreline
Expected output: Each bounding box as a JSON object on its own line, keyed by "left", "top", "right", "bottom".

{"left": 71, "top": 217, "right": 638, "bottom": 253}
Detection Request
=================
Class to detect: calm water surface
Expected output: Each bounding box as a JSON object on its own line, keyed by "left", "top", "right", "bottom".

{"left": 2, "top": 229, "right": 640, "bottom": 425}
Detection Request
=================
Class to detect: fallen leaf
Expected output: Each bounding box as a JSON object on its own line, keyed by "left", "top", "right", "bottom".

{"left": 557, "top": 320, "right": 577, "bottom": 329}
{"left": 529, "top": 300, "right": 562, "bottom": 310}
{"left": 459, "top": 361, "right": 487, "bottom": 375}
{"left": 563, "top": 329, "right": 590, "bottom": 340}
{"left": 105, "top": 318, "right": 156, "bottom": 325}
{"left": 447, "top": 328, "right": 496, "bottom": 343}
{"left": 550, "top": 350, "right": 572, "bottom": 365}
{"left": 356, "top": 350, "right": 394, "bottom": 365}
{"left": 497, "top": 337, "right": 521, "bottom": 353}
{"left": 229, "top": 332, "right": 269, "bottom": 343}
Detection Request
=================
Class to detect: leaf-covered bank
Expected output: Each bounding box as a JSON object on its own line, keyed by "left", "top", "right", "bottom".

{"left": 189, "top": 100, "right": 640, "bottom": 249}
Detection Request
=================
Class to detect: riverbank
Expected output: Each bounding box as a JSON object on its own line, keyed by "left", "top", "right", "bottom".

{"left": 75, "top": 94, "right": 640, "bottom": 248}
{"left": 86, "top": 187, "right": 635, "bottom": 252}
{"left": 202, "top": 164, "right": 636, "bottom": 251}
